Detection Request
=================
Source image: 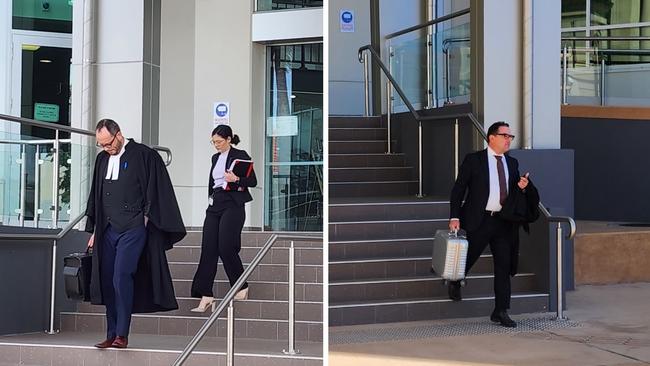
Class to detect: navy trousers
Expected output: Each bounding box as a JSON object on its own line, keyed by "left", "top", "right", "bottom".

{"left": 101, "top": 224, "right": 147, "bottom": 338}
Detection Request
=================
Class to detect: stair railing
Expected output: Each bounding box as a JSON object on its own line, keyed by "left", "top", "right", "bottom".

{"left": 359, "top": 26, "right": 576, "bottom": 319}
{"left": 173, "top": 233, "right": 322, "bottom": 366}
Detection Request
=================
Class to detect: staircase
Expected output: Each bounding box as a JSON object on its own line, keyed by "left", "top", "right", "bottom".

{"left": 328, "top": 116, "right": 548, "bottom": 326}
{"left": 0, "top": 231, "right": 323, "bottom": 366}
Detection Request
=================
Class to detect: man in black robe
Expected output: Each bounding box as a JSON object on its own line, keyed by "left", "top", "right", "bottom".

{"left": 85, "top": 119, "right": 185, "bottom": 348}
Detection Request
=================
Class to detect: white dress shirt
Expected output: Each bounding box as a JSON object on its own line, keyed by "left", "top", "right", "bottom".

{"left": 485, "top": 146, "right": 509, "bottom": 212}
{"left": 212, "top": 149, "right": 230, "bottom": 189}
{"left": 105, "top": 139, "right": 129, "bottom": 180}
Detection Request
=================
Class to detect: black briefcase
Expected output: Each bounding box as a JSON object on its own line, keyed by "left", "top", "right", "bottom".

{"left": 63, "top": 249, "right": 92, "bottom": 302}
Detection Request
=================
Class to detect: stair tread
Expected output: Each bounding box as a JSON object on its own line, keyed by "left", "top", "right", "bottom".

{"left": 330, "top": 196, "right": 449, "bottom": 205}
{"left": 329, "top": 254, "right": 492, "bottom": 264}
{"left": 330, "top": 272, "right": 535, "bottom": 285}
{"left": 0, "top": 332, "right": 322, "bottom": 358}
{"left": 329, "top": 292, "right": 548, "bottom": 307}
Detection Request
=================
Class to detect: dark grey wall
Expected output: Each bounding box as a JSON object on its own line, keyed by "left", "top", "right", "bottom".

{"left": 562, "top": 117, "right": 650, "bottom": 222}
{"left": 0, "top": 228, "right": 89, "bottom": 335}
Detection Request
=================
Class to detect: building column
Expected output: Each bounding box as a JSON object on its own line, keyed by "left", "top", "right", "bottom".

{"left": 72, "top": 0, "right": 160, "bottom": 144}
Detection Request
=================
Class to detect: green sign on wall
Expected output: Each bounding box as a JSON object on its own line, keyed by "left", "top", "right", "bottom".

{"left": 34, "top": 103, "right": 60, "bottom": 122}
{"left": 12, "top": 0, "right": 72, "bottom": 22}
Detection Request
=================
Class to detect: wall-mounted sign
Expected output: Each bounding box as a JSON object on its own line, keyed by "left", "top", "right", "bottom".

{"left": 267, "top": 116, "right": 298, "bottom": 137}
{"left": 34, "top": 103, "right": 59, "bottom": 122}
{"left": 213, "top": 102, "right": 230, "bottom": 126}
{"left": 340, "top": 9, "right": 354, "bottom": 33}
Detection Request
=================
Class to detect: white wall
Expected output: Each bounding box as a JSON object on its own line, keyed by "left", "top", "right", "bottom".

{"left": 480, "top": 0, "right": 522, "bottom": 145}
{"left": 252, "top": 7, "right": 322, "bottom": 42}
{"left": 531, "top": 0, "right": 561, "bottom": 148}
{"left": 328, "top": 0, "right": 371, "bottom": 116}
{"left": 0, "top": 0, "right": 10, "bottom": 117}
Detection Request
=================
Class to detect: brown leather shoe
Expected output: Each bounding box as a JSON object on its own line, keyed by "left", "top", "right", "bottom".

{"left": 111, "top": 336, "right": 128, "bottom": 348}
{"left": 94, "top": 338, "right": 115, "bottom": 348}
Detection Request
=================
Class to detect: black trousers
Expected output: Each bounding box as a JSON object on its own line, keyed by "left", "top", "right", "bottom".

{"left": 191, "top": 194, "right": 247, "bottom": 298}
{"left": 465, "top": 213, "right": 514, "bottom": 311}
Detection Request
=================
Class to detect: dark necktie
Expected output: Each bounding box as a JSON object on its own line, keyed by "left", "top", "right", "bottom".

{"left": 495, "top": 155, "right": 507, "bottom": 205}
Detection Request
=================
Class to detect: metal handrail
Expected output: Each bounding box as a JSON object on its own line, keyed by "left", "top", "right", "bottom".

{"left": 562, "top": 36, "right": 650, "bottom": 41}
{"left": 359, "top": 43, "right": 577, "bottom": 319}
{"left": 173, "top": 233, "right": 322, "bottom": 366}
{"left": 385, "top": 8, "right": 470, "bottom": 40}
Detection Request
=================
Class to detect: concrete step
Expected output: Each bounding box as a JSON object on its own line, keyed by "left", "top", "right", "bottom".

{"left": 330, "top": 153, "right": 406, "bottom": 168}
{"left": 329, "top": 127, "right": 387, "bottom": 141}
{"left": 173, "top": 232, "right": 322, "bottom": 248}
{"left": 60, "top": 312, "right": 322, "bottom": 342}
{"left": 75, "top": 297, "right": 322, "bottom": 322}
{"left": 0, "top": 332, "right": 322, "bottom": 366}
{"left": 330, "top": 200, "right": 449, "bottom": 222}
{"left": 329, "top": 238, "right": 435, "bottom": 260}
{"left": 328, "top": 273, "right": 538, "bottom": 303}
{"left": 330, "top": 116, "right": 382, "bottom": 128}
{"left": 329, "top": 218, "right": 447, "bottom": 241}
{"left": 171, "top": 279, "right": 322, "bottom": 302}
{"left": 329, "top": 255, "right": 494, "bottom": 281}
{"left": 168, "top": 262, "right": 322, "bottom": 283}
{"left": 329, "top": 293, "right": 549, "bottom": 326}
{"left": 167, "top": 245, "right": 322, "bottom": 265}
{"left": 329, "top": 167, "right": 412, "bottom": 182}
{"left": 329, "top": 140, "right": 389, "bottom": 154}
{"left": 330, "top": 181, "right": 418, "bottom": 198}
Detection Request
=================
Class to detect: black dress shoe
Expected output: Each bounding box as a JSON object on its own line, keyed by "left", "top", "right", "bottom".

{"left": 447, "top": 281, "right": 462, "bottom": 301}
{"left": 490, "top": 309, "right": 517, "bottom": 328}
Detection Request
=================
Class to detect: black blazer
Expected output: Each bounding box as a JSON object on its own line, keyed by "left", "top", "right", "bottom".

{"left": 208, "top": 147, "right": 257, "bottom": 205}
{"left": 450, "top": 149, "right": 521, "bottom": 232}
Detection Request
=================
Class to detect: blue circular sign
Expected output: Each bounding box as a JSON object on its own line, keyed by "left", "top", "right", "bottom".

{"left": 215, "top": 103, "right": 228, "bottom": 117}
{"left": 341, "top": 11, "right": 353, "bottom": 23}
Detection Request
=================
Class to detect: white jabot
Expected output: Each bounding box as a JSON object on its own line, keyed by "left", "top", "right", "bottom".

{"left": 105, "top": 139, "right": 129, "bottom": 180}
{"left": 212, "top": 149, "right": 230, "bottom": 189}
{"left": 485, "top": 146, "right": 509, "bottom": 212}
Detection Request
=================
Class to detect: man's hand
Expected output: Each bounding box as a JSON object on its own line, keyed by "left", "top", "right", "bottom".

{"left": 518, "top": 172, "right": 530, "bottom": 190}
{"left": 144, "top": 215, "right": 149, "bottom": 227}
{"left": 87, "top": 233, "right": 95, "bottom": 248}
{"left": 224, "top": 171, "right": 239, "bottom": 183}
{"left": 449, "top": 219, "right": 460, "bottom": 232}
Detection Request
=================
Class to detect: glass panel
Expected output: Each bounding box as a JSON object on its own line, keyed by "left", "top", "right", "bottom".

{"left": 265, "top": 44, "right": 323, "bottom": 231}
{"left": 591, "top": 0, "right": 650, "bottom": 26}
{"left": 0, "top": 121, "right": 95, "bottom": 228}
{"left": 434, "top": 22, "right": 471, "bottom": 105}
{"left": 563, "top": 0, "right": 587, "bottom": 28}
{"left": 390, "top": 34, "right": 428, "bottom": 111}
{"left": 257, "top": 0, "right": 322, "bottom": 11}
{"left": 12, "top": 0, "right": 73, "bottom": 33}
{"left": 564, "top": 48, "right": 602, "bottom": 105}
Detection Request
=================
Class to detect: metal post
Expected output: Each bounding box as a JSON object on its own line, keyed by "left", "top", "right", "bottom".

{"left": 18, "top": 145, "right": 26, "bottom": 226}
{"left": 556, "top": 223, "right": 564, "bottom": 320}
{"left": 46, "top": 239, "right": 58, "bottom": 334}
{"left": 426, "top": 33, "right": 433, "bottom": 109}
{"left": 34, "top": 145, "right": 41, "bottom": 228}
{"left": 417, "top": 121, "right": 424, "bottom": 198}
{"left": 386, "top": 81, "right": 392, "bottom": 154}
{"left": 454, "top": 119, "right": 459, "bottom": 179}
{"left": 283, "top": 241, "right": 299, "bottom": 355}
{"left": 562, "top": 46, "right": 568, "bottom": 105}
{"left": 363, "top": 51, "right": 370, "bottom": 116}
{"left": 600, "top": 58, "right": 606, "bottom": 106}
{"left": 226, "top": 300, "right": 234, "bottom": 366}
{"left": 445, "top": 50, "right": 451, "bottom": 105}
{"left": 52, "top": 130, "right": 60, "bottom": 228}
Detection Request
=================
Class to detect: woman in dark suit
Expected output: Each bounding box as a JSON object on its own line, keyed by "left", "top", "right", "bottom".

{"left": 190, "top": 125, "right": 257, "bottom": 312}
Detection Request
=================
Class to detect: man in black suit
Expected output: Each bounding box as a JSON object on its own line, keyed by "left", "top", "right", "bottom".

{"left": 448, "top": 121, "right": 529, "bottom": 327}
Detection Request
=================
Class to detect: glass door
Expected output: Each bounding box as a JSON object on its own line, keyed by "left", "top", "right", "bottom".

{"left": 2, "top": 32, "right": 72, "bottom": 226}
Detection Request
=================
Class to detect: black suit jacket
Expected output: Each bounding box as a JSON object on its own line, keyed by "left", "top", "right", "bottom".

{"left": 208, "top": 147, "right": 257, "bottom": 205}
{"left": 450, "top": 149, "right": 521, "bottom": 232}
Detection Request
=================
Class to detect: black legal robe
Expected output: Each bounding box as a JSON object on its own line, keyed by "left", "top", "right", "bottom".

{"left": 85, "top": 139, "right": 186, "bottom": 313}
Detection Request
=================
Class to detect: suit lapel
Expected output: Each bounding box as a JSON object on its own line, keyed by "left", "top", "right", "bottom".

{"left": 479, "top": 149, "right": 489, "bottom": 192}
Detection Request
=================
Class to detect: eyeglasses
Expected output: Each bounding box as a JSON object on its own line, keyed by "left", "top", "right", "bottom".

{"left": 496, "top": 133, "right": 515, "bottom": 140}
{"left": 210, "top": 138, "right": 227, "bottom": 146}
{"left": 96, "top": 134, "right": 117, "bottom": 148}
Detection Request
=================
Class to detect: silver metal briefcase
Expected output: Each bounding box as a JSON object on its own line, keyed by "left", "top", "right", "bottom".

{"left": 432, "top": 229, "right": 468, "bottom": 282}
